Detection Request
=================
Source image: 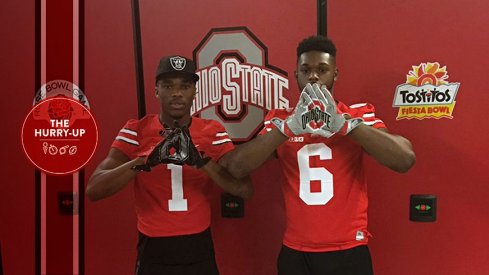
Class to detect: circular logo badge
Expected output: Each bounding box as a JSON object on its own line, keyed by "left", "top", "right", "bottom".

{"left": 33, "top": 79, "right": 90, "bottom": 108}
{"left": 21, "top": 97, "right": 98, "bottom": 175}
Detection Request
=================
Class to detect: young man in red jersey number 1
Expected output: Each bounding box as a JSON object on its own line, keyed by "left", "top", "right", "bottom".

{"left": 220, "top": 36, "right": 416, "bottom": 275}
{"left": 86, "top": 55, "right": 253, "bottom": 275}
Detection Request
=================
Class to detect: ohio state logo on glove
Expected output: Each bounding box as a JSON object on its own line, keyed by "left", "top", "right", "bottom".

{"left": 272, "top": 83, "right": 363, "bottom": 138}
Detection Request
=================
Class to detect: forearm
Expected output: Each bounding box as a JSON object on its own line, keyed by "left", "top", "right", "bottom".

{"left": 222, "top": 128, "right": 287, "bottom": 178}
{"left": 348, "top": 124, "right": 416, "bottom": 173}
{"left": 86, "top": 158, "right": 143, "bottom": 201}
{"left": 200, "top": 161, "right": 253, "bottom": 199}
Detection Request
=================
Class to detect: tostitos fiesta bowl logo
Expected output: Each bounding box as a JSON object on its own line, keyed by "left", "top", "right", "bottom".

{"left": 393, "top": 62, "right": 460, "bottom": 120}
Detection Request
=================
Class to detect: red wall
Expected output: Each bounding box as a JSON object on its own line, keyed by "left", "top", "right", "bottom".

{"left": 0, "top": 0, "right": 35, "bottom": 274}
{"left": 84, "top": 0, "right": 139, "bottom": 274}
{"left": 329, "top": 1, "right": 489, "bottom": 274}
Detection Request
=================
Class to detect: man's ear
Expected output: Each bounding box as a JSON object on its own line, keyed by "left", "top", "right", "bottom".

{"left": 155, "top": 88, "right": 159, "bottom": 98}
{"left": 294, "top": 70, "right": 298, "bottom": 80}
{"left": 334, "top": 68, "right": 339, "bottom": 81}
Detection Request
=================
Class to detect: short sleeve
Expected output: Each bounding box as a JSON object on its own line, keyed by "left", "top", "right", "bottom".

{"left": 203, "top": 120, "right": 234, "bottom": 161}
{"left": 111, "top": 119, "right": 141, "bottom": 159}
{"left": 348, "top": 103, "right": 386, "bottom": 129}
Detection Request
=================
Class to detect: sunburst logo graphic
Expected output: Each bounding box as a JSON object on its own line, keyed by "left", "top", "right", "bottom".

{"left": 407, "top": 63, "right": 448, "bottom": 86}
{"left": 393, "top": 62, "right": 460, "bottom": 120}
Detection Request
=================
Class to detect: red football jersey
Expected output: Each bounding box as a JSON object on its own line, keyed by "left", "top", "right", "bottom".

{"left": 112, "top": 115, "right": 233, "bottom": 237}
{"left": 261, "top": 102, "right": 386, "bottom": 252}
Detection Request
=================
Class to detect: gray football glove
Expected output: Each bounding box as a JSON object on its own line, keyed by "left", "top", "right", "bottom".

{"left": 271, "top": 83, "right": 363, "bottom": 138}
{"left": 270, "top": 83, "right": 320, "bottom": 137}
{"left": 312, "top": 84, "right": 364, "bottom": 136}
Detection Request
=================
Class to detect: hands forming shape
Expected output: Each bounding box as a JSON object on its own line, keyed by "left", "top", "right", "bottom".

{"left": 271, "top": 83, "right": 364, "bottom": 138}
{"left": 132, "top": 122, "right": 211, "bottom": 172}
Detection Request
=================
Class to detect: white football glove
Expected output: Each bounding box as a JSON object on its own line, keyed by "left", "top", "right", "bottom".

{"left": 270, "top": 83, "right": 333, "bottom": 137}
{"left": 312, "top": 84, "right": 364, "bottom": 136}
{"left": 271, "top": 83, "right": 363, "bottom": 138}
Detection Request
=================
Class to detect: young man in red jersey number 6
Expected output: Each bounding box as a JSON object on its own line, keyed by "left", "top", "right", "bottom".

{"left": 221, "top": 36, "right": 416, "bottom": 275}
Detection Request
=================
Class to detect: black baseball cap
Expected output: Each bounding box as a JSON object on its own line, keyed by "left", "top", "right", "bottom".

{"left": 155, "top": 55, "right": 199, "bottom": 83}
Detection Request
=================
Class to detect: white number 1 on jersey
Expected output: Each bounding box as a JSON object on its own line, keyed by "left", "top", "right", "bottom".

{"left": 297, "top": 143, "right": 333, "bottom": 205}
{"left": 167, "top": 164, "right": 188, "bottom": 211}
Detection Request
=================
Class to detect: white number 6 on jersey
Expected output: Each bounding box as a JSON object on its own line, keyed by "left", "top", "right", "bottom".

{"left": 297, "top": 143, "right": 333, "bottom": 205}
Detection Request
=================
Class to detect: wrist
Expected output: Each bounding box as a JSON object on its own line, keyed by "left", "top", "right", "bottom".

{"left": 196, "top": 156, "right": 211, "bottom": 169}
{"left": 343, "top": 119, "right": 365, "bottom": 136}
{"left": 130, "top": 157, "right": 149, "bottom": 172}
{"left": 271, "top": 117, "right": 298, "bottom": 137}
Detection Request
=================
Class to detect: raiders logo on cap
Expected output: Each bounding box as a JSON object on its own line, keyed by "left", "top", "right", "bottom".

{"left": 155, "top": 55, "right": 199, "bottom": 83}
{"left": 170, "top": 56, "right": 186, "bottom": 71}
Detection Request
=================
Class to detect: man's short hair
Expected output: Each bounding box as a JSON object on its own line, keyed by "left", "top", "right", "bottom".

{"left": 296, "top": 35, "right": 337, "bottom": 61}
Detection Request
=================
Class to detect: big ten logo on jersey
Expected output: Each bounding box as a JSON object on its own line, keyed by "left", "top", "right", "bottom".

{"left": 289, "top": 136, "right": 304, "bottom": 143}
{"left": 192, "top": 27, "right": 290, "bottom": 143}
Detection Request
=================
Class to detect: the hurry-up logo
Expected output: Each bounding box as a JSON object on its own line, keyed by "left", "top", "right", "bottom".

{"left": 393, "top": 62, "right": 460, "bottom": 120}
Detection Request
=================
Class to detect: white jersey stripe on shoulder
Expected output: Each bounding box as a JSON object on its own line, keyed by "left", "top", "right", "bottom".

{"left": 350, "top": 103, "right": 367, "bottom": 109}
{"left": 212, "top": 138, "right": 232, "bottom": 145}
{"left": 363, "top": 113, "right": 375, "bottom": 118}
{"left": 264, "top": 120, "right": 271, "bottom": 125}
{"left": 116, "top": 136, "right": 139, "bottom": 145}
{"left": 364, "top": 119, "right": 383, "bottom": 126}
{"left": 215, "top": 132, "right": 229, "bottom": 137}
{"left": 120, "top": 128, "right": 137, "bottom": 136}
